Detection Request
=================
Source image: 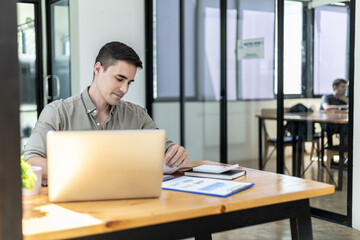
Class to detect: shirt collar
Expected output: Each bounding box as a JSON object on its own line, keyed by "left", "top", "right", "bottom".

{"left": 82, "top": 87, "right": 97, "bottom": 116}
{"left": 81, "top": 87, "right": 116, "bottom": 117}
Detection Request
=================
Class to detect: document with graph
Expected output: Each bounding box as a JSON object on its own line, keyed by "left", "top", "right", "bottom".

{"left": 162, "top": 176, "right": 254, "bottom": 197}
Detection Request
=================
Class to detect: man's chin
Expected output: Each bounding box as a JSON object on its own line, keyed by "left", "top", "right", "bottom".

{"left": 108, "top": 97, "right": 122, "bottom": 106}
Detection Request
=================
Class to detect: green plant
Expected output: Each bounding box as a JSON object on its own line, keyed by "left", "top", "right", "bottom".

{"left": 21, "top": 155, "right": 37, "bottom": 189}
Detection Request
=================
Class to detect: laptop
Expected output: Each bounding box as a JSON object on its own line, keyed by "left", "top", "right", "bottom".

{"left": 46, "top": 129, "right": 166, "bottom": 202}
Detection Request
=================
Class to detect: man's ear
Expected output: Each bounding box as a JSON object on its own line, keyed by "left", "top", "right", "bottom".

{"left": 93, "top": 62, "right": 102, "bottom": 75}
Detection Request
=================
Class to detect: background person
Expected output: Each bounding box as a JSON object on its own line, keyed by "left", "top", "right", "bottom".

{"left": 320, "top": 78, "right": 349, "bottom": 147}
{"left": 320, "top": 78, "right": 349, "bottom": 111}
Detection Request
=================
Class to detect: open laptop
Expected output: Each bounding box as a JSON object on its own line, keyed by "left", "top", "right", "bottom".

{"left": 46, "top": 129, "right": 166, "bottom": 202}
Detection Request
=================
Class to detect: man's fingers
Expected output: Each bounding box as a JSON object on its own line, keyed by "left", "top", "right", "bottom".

{"left": 167, "top": 148, "right": 183, "bottom": 167}
{"left": 164, "top": 145, "right": 177, "bottom": 163}
{"left": 167, "top": 146, "right": 189, "bottom": 167}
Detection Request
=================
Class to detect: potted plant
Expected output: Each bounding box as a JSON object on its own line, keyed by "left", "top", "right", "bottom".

{"left": 21, "top": 155, "right": 38, "bottom": 192}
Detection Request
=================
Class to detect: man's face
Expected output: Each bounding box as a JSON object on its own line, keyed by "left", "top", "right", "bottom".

{"left": 333, "top": 83, "right": 347, "bottom": 96}
{"left": 94, "top": 60, "right": 137, "bottom": 106}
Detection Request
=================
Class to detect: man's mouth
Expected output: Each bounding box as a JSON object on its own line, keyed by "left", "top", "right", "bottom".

{"left": 113, "top": 92, "right": 124, "bottom": 99}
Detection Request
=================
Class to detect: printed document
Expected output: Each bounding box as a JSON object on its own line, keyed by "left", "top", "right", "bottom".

{"left": 162, "top": 176, "right": 254, "bottom": 197}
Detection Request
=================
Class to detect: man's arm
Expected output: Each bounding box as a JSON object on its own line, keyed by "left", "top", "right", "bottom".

{"left": 141, "top": 107, "right": 189, "bottom": 167}
{"left": 22, "top": 104, "right": 61, "bottom": 179}
{"left": 27, "top": 157, "right": 48, "bottom": 179}
{"left": 338, "top": 95, "right": 349, "bottom": 104}
{"left": 322, "top": 103, "right": 348, "bottom": 110}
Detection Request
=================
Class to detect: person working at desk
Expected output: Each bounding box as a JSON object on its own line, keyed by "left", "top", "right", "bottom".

{"left": 22, "top": 41, "right": 189, "bottom": 178}
{"left": 320, "top": 78, "right": 349, "bottom": 147}
{"left": 320, "top": 78, "right": 349, "bottom": 111}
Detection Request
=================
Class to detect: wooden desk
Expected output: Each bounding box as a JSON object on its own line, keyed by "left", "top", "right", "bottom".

{"left": 23, "top": 161, "right": 334, "bottom": 240}
{"left": 256, "top": 111, "right": 348, "bottom": 189}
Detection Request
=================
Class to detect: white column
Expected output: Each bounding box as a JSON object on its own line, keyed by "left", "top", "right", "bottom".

{"left": 353, "top": 0, "right": 360, "bottom": 231}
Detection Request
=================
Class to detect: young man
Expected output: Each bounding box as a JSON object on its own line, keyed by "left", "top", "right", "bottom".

{"left": 320, "top": 78, "right": 349, "bottom": 110}
{"left": 23, "top": 41, "right": 189, "bottom": 178}
{"left": 319, "top": 78, "right": 349, "bottom": 146}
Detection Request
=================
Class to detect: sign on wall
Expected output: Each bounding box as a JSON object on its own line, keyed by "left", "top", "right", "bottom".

{"left": 237, "top": 38, "right": 264, "bottom": 60}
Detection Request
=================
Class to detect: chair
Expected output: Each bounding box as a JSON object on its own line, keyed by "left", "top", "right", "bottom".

{"left": 300, "top": 133, "right": 321, "bottom": 177}
{"left": 284, "top": 103, "right": 322, "bottom": 176}
{"left": 324, "top": 133, "right": 348, "bottom": 189}
{"left": 261, "top": 108, "right": 293, "bottom": 174}
{"left": 261, "top": 108, "right": 320, "bottom": 175}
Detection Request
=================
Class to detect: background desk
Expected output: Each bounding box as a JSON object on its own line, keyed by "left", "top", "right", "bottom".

{"left": 257, "top": 111, "right": 348, "bottom": 189}
{"left": 23, "top": 161, "right": 334, "bottom": 240}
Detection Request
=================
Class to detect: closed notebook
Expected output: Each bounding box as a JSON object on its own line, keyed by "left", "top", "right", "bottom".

{"left": 184, "top": 169, "right": 246, "bottom": 180}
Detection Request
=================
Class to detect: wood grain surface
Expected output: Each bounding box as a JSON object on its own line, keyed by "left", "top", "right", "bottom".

{"left": 23, "top": 160, "right": 334, "bottom": 240}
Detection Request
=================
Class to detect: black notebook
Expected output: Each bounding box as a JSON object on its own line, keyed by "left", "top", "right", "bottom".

{"left": 184, "top": 169, "right": 246, "bottom": 180}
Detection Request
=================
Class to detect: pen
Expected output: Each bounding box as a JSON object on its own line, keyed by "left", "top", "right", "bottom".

{"left": 227, "top": 164, "right": 239, "bottom": 170}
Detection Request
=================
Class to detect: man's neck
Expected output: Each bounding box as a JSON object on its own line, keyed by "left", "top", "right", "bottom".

{"left": 334, "top": 92, "right": 344, "bottom": 99}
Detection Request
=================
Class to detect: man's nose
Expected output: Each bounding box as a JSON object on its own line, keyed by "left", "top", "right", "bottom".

{"left": 119, "top": 83, "right": 128, "bottom": 94}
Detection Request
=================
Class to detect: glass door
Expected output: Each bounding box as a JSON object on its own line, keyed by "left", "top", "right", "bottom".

{"left": 185, "top": 0, "right": 221, "bottom": 163}
{"left": 282, "top": 0, "right": 352, "bottom": 225}
{"left": 226, "top": 0, "right": 277, "bottom": 171}
{"left": 17, "top": 1, "right": 42, "bottom": 150}
{"left": 46, "top": 0, "right": 71, "bottom": 102}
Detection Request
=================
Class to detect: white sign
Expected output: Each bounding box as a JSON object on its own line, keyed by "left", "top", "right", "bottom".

{"left": 237, "top": 38, "right": 264, "bottom": 60}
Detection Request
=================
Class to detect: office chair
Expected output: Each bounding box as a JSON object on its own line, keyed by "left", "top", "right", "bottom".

{"left": 261, "top": 108, "right": 293, "bottom": 174}
{"left": 261, "top": 108, "right": 320, "bottom": 176}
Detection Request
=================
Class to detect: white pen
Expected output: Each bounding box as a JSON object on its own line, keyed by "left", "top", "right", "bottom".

{"left": 226, "top": 164, "right": 239, "bottom": 170}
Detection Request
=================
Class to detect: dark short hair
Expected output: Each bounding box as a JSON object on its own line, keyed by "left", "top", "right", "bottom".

{"left": 332, "top": 78, "right": 348, "bottom": 87}
{"left": 95, "top": 41, "right": 143, "bottom": 70}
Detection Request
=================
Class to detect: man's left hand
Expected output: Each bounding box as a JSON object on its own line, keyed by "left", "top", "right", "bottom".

{"left": 164, "top": 144, "right": 189, "bottom": 168}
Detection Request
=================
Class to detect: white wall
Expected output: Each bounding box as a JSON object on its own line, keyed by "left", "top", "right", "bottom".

{"left": 69, "top": 0, "right": 146, "bottom": 107}
{"left": 352, "top": 0, "right": 360, "bottom": 231}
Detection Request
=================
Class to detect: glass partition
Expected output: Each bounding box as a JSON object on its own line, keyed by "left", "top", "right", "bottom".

{"left": 309, "top": 3, "right": 350, "bottom": 216}
{"left": 17, "top": 2, "right": 38, "bottom": 151}
{"left": 227, "top": 0, "right": 276, "bottom": 171}
{"left": 151, "top": 0, "right": 352, "bottom": 222}
{"left": 152, "top": 0, "right": 181, "bottom": 146}
{"left": 48, "top": 0, "right": 71, "bottom": 101}
{"left": 283, "top": 1, "right": 350, "bottom": 217}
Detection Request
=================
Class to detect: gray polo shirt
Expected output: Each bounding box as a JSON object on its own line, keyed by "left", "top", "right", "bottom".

{"left": 22, "top": 88, "right": 174, "bottom": 160}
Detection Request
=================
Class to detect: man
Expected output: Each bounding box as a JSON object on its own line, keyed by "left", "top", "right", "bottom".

{"left": 23, "top": 41, "right": 189, "bottom": 178}
{"left": 320, "top": 78, "right": 349, "bottom": 111}
{"left": 320, "top": 78, "right": 349, "bottom": 147}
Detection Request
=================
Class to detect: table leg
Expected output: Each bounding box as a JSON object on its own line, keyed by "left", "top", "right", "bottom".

{"left": 292, "top": 123, "right": 297, "bottom": 176}
{"left": 290, "top": 199, "right": 313, "bottom": 240}
{"left": 337, "top": 125, "right": 346, "bottom": 191}
{"left": 297, "top": 135, "right": 304, "bottom": 177}
{"left": 259, "top": 118, "right": 263, "bottom": 170}
{"left": 320, "top": 128, "right": 325, "bottom": 165}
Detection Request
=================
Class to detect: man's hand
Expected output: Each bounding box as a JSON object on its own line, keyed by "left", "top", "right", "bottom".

{"left": 338, "top": 95, "right": 349, "bottom": 104}
{"left": 164, "top": 144, "right": 189, "bottom": 168}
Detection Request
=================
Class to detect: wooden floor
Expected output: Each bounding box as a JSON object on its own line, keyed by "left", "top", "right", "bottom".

{"left": 209, "top": 217, "right": 360, "bottom": 240}
{"left": 232, "top": 153, "right": 348, "bottom": 215}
